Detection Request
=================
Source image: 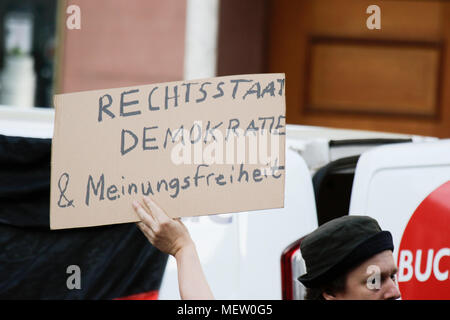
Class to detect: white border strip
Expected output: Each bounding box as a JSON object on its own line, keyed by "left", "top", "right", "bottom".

{"left": 184, "top": 0, "right": 220, "bottom": 80}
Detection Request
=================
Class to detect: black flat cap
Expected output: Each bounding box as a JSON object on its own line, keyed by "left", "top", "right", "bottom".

{"left": 298, "top": 215, "right": 394, "bottom": 288}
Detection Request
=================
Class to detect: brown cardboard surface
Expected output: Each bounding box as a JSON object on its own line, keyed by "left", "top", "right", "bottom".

{"left": 50, "top": 74, "right": 286, "bottom": 229}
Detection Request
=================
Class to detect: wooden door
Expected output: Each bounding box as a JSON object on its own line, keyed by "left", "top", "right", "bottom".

{"left": 267, "top": 0, "right": 450, "bottom": 137}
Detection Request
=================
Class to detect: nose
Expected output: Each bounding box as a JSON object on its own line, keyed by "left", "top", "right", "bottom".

{"left": 383, "top": 279, "right": 401, "bottom": 300}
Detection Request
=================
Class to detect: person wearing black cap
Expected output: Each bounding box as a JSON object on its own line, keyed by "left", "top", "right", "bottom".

{"left": 133, "top": 196, "right": 400, "bottom": 300}
{"left": 298, "top": 215, "right": 401, "bottom": 300}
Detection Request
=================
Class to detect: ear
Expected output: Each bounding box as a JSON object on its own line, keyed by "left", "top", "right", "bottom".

{"left": 322, "top": 291, "right": 338, "bottom": 300}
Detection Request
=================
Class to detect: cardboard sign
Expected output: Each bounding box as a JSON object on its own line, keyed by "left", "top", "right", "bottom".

{"left": 50, "top": 74, "right": 286, "bottom": 229}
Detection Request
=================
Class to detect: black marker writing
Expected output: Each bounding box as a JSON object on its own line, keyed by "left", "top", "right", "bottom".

{"left": 58, "top": 172, "right": 75, "bottom": 208}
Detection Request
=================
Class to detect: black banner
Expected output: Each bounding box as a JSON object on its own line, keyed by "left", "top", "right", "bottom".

{"left": 0, "top": 134, "right": 168, "bottom": 299}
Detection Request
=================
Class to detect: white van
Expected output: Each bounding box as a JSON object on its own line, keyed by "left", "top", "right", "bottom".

{"left": 159, "top": 124, "right": 449, "bottom": 300}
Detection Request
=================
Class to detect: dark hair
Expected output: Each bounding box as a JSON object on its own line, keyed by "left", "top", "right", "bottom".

{"left": 304, "top": 273, "right": 347, "bottom": 300}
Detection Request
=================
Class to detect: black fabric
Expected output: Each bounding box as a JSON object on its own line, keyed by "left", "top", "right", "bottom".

{"left": 0, "top": 134, "right": 168, "bottom": 299}
{"left": 0, "top": 135, "right": 52, "bottom": 228}
{"left": 298, "top": 215, "right": 394, "bottom": 288}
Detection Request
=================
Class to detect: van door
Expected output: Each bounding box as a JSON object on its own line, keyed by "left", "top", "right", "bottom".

{"left": 349, "top": 139, "right": 450, "bottom": 299}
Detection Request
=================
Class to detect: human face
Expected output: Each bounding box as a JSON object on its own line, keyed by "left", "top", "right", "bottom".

{"left": 324, "top": 250, "right": 401, "bottom": 300}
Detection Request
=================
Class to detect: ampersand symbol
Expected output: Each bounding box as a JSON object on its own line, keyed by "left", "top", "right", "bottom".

{"left": 58, "top": 172, "right": 75, "bottom": 208}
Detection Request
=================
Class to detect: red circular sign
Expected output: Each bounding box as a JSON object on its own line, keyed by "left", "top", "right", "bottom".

{"left": 397, "top": 181, "right": 450, "bottom": 299}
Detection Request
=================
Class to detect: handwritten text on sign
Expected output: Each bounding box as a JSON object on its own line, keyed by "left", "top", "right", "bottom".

{"left": 51, "top": 74, "right": 286, "bottom": 229}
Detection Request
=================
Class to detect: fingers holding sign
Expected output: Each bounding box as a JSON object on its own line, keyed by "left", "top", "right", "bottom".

{"left": 133, "top": 196, "right": 193, "bottom": 257}
{"left": 133, "top": 196, "right": 214, "bottom": 300}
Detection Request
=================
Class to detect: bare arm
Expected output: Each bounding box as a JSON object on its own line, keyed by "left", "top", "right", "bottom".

{"left": 133, "top": 196, "right": 214, "bottom": 300}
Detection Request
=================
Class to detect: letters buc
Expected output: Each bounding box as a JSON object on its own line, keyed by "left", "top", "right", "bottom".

{"left": 398, "top": 248, "right": 450, "bottom": 282}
